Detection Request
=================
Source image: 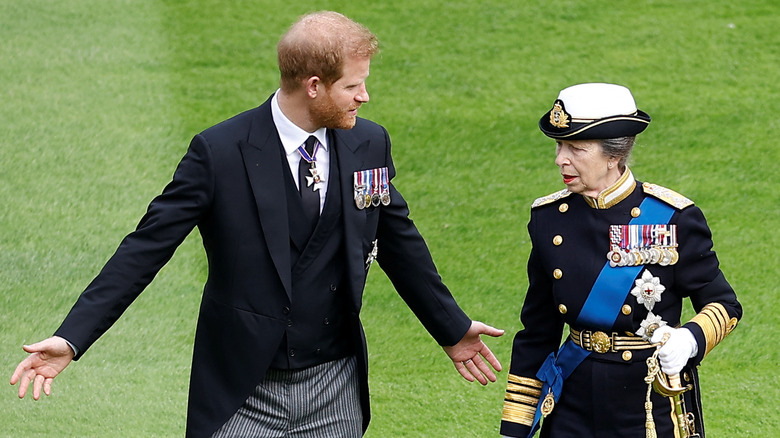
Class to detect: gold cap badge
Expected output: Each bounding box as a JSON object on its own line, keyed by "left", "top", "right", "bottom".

{"left": 550, "top": 101, "right": 570, "bottom": 128}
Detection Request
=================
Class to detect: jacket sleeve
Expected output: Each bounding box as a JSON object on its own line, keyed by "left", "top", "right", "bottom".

{"left": 373, "top": 126, "right": 471, "bottom": 347}
{"left": 500, "top": 211, "right": 564, "bottom": 437}
{"left": 54, "top": 135, "right": 214, "bottom": 358}
{"left": 674, "top": 205, "right": 742, "bottom": 367}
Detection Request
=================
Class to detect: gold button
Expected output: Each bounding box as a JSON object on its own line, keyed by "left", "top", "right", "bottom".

{"left": 622, "top": 351, "right": 633, "bottom": 361}
{"left": 621, "top": 305, "right": 632, "bottom": 315}
{"left": 559, "top": 203, "right": 569, "bottom": 213}
{"left": 558, "top": 304, "right": 567, "bottom": 314}
{"left": 553, "top": 235, "right": 563, "bottom": 246}
{"left": 553, "top": 269, "right": 563, "bottom": 279}
{"left": 631, "top": 207, "right": 641, "bottom": 217}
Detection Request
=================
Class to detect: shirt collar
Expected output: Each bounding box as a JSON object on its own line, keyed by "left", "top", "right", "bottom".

{"left": 271, "top": 90, "right": 328, "bottom": 156}
{"left": 583, "top": 167, "right": 636, "bottom": 209}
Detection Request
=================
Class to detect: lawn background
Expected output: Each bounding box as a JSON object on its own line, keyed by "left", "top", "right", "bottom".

{"left": 1, "top": 0, "right": 778, "bottom": 436}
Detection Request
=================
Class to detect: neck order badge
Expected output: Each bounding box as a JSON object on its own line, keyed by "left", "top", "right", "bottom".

{"left": 299, "top": 136, "right": 325, "bottom": 191}
{"left": 298, "top": 136, "right": 321, "bottom": 225}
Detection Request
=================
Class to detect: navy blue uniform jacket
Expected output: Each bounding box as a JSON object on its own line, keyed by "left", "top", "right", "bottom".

{"left": 500, "top": 172, "right": 742, "bottom": 437}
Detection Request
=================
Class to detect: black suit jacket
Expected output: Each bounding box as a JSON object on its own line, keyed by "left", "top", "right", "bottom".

{"left": 55, "top": 97, "right": 471, "bottom": 437}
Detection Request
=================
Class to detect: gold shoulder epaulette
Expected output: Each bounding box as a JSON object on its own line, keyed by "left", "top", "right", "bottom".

{"left": 642, "top": 182, "right": 694, "bottom": 210}
{"left": 532, "top": 189, "right": 572, "bottom": 209}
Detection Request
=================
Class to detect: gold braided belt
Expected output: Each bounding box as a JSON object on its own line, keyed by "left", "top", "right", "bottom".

{"left": 570, "top": 328, "right": 655, "bottom": 354}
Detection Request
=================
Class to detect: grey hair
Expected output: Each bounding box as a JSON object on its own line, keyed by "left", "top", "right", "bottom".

{"left": 600, "top": 136, "right": 636, "bottom": 170}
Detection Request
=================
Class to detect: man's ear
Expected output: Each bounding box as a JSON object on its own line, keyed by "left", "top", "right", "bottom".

{"left": 306, "top": 76, "right": 320, "bottom": 98}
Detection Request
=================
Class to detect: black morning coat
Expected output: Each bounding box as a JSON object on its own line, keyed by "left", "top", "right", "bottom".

{"left": 54, "top": 96, "right": 472, "bottom": 437}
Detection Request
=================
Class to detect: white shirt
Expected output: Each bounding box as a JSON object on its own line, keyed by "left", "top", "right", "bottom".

{"left": 271, "top": 91, "right": 329, "bottom": 212}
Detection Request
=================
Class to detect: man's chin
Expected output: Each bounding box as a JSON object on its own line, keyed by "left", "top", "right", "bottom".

{"left": 328, "top": 117, "right": 357, "bottom": 130}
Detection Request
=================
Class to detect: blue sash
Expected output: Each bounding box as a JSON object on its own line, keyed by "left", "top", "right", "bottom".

{"left": 527, "top": 196, "right": 675, "bottom": 437}
{"left": 577, "top": 196, "right": 675, "bottom": 329}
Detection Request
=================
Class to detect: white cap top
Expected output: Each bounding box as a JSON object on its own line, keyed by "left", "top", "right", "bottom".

{"left": 557, "top": 83, "right": 638, "bottom": 120}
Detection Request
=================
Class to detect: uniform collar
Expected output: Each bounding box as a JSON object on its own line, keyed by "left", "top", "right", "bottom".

{"left": 583, "top": 167, "right": 636, "bottom": 209}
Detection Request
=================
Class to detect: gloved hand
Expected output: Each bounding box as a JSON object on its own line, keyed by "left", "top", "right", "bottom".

{"left": 650, "top": 326, "right": 698, "bottom": 375}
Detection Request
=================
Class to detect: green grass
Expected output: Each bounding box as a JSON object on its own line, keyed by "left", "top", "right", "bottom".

{"left": 2, "top": 0, "right": 778, "bottom": 436}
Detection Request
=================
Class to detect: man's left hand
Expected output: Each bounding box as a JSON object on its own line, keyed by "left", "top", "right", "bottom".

{"left": 442, "top": 321, "right": 504, "bottom": 385}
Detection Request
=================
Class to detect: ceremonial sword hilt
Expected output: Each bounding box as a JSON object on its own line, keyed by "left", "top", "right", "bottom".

{"left": 652, "top": 371, "right": 692, "bottom": 397}
{"left": 649, "top": 334, "right": 697, "bottom": 437}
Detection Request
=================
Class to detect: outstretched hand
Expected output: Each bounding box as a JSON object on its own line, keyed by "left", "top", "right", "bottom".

{"left": 442, "top": 321, "right": 504, "bottom": 385}
{"left": 10, "top": 336, "right": 74, "bottom": 400}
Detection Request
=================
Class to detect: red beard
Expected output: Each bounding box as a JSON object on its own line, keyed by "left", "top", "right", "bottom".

{"left": 311, "top": 91, "right": 357, "bottom": 130}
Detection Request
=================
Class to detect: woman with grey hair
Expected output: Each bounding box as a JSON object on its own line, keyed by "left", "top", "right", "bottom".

{"left": 500, "top": 83, "right": 742, "bottom": 438}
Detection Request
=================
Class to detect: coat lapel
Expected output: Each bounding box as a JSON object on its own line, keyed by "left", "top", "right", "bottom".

{"left": 239, "top": 102, "right": 293, "bottom": 300}
{"left": 237, "top": 101, "right": 374, "bottom": 304}
{"left": 332, "top": 129, "right": 369, "bottom": 309}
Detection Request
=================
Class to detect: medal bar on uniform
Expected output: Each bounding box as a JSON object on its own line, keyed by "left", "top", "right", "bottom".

{"left": 353, "top": 167, "right": 391, "bottom": 210}
{"left": 607, "top": 224, "right": 679, "bottom": 267}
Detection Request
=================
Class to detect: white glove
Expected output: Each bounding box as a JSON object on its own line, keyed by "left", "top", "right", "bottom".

{"left": 650, "top": 325, "right": 698, "bottom": 375}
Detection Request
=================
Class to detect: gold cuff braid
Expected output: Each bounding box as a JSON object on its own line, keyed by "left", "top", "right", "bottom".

{"left": 689, "top": 302, "right": 738, "bottom": 357}
{"left": 502, "top": 374, "right": 542, "bottom": 426}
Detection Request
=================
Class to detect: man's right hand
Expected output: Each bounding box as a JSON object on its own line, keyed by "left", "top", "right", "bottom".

{"left": 10, "top": 336, "right": 75, "bottom": 400}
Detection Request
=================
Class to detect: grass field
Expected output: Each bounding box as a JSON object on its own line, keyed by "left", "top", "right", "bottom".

{"left": 1, "top": 0, "right": 778, "bottom": 436}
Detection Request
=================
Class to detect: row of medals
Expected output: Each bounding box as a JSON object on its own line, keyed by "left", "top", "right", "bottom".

{"left": 607, "top": 244, "right": 679, "bottom": 267}
{"left": 354, "top": 186, "right": 390, "bottom": 210}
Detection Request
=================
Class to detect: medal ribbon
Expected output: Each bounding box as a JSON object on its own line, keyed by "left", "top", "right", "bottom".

{"left": 610, "top": 225, "right": 621, "bottom": 246}
{"left": 380, "top": 167, "right": 388, "bottom": 192}
{"left": 528, "top": 196, "right": 676, "bottom": 437}
{"left": 353, "top": 169, "right": 360, "bottom": 191}
{"left": 296, "top": 139, "right": 320, "bottom": 164}
{"left": 366, "top": 170, "right": 373, "bottom": 196}
{"left": 354, "top": 170, "right": 367, "bottom": 209}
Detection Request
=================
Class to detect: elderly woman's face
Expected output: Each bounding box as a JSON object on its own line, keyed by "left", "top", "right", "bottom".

{"left": 555, "top": 139, "right": 619, "bottom": 197}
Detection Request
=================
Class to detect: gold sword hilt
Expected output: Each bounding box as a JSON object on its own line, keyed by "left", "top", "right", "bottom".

{"left": 652, "top": 371, "right": 690, "bottom": 397}
{"left": 649, "top": 334, "right": 697, "bottom": 437}
{"left": 651, "top": 334, "right": 692, "bottom": 397}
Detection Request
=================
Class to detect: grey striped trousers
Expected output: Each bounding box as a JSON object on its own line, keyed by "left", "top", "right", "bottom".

{"left": 211, "top": 355, "right": 362, "bottom": 438}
